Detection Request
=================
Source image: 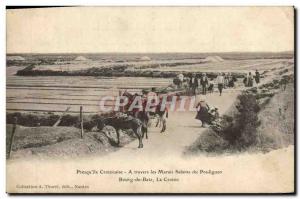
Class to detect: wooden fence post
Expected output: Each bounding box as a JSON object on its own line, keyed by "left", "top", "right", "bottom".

{"left": 80, "top": 106, "right": 84, "bottom": 138}
{"left": 8, "top": 117, "right": 18, "bottom": 159}
{"left": 53, "top": 107, "right": 71, "bottom": 127}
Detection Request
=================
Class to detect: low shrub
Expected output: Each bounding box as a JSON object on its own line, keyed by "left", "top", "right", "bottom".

{"left": 7, "top": 112, "right": 59, "bottom": 126}
{"left": 255, "top": 92, "right": 275, "bottom": 100}
{"left": 278, "top": 68, "right": 289, "bottom": 75}
{"left": 7, "top": 112, "right": 110, "bottom": 131}
{"left": 209, "top": 93, "right": 261, "bottom": 151}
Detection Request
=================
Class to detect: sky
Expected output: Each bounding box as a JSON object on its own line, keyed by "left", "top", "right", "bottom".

{"left": 6, "top": 7, "right": 294, "bottom": 53}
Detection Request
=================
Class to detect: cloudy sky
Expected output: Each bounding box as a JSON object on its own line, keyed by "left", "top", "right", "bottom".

{"left": 7, "top": 7, "right": 294, "bottom": 53}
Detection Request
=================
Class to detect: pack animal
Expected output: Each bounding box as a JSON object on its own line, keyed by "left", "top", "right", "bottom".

{"left": 97, "top": 116, "right": 146, "bottom": 148}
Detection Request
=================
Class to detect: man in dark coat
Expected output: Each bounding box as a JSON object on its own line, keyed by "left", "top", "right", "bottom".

{"left": 193, "top": 75, "right": 199, "bottom": 95}
{"left": 255, "top": 70, "right": 260, "bottom": 84}
{"left": 200, "top": 73, "right": 209, "bottom": 95}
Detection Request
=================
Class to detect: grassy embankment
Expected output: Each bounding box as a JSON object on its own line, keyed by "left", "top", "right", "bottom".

{"left": 6, "top": 112, "right": 136, "bottom": 159}
{"left": 186, "top": 73, "right": 294, "bottom": 155}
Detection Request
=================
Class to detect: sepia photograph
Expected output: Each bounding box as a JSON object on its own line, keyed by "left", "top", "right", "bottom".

{"left": 5, "top": 6, "right": 295, "bottom": 193}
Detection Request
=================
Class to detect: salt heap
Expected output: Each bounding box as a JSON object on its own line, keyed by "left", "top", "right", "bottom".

{"left": 140, "top": 56, "right": 151, "bottom": 61}
{"left": 203, "top": 56, "right": 224, "bottom": 63}
{"left": 7, "top": 56, "right": 25, "bottom": 61}
{"left": 74, "top": 56, "right": 89, "bottom": 61}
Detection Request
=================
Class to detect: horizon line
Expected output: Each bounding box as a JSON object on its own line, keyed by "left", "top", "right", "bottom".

{"left": 6, "top": 50, "right": 294, "bottom": 55}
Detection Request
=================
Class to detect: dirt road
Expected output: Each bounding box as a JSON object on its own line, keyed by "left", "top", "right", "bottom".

{"left": 105, "top": 91, "right": 240, "bottom": 159}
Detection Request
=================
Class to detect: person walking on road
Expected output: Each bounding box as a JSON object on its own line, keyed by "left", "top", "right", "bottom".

{"left": 188, "top": 74, "right": 194, "bottom": 95}
{"left": 195, "top": 96, "right": 210, "bottom": 127}
{"left": 193, "top": 75, "right": 199, "bottom": 95}
{"left": 200, "top": 73, "right": 209, "bottom": 95}
{"left": 216, "top": 73, "right": 225, "bottom": 96}
{"left": 224, "top": 73, "right": 229, "bottom": 89}
{"left": 178, "top": 73, "right": 184, "bottom": 88}
{"left": 248, "top": 72, "right": 254, "bottom": 87}
{"left": 255, "top": 70, "right": 260, "bottom": 85}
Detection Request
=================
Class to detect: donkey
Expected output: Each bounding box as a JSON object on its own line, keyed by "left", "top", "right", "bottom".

{"left": 97, "top": 116, "right": 146, "bottom": 148}
{"left": 120, "top": 91, "right": 150, "bottom": 139}
{"left": 155, "top": 104, "right": 168, "bottom": 133}
{"left": 120, "top": 90, "right": 169, "bottom": 135}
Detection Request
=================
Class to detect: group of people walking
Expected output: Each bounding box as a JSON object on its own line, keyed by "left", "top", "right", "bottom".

{"left": 172, "top": 70, "right": 261, "bottom": 128}
{"left": 175, "top": 70, "right": 261, "bottom": 97}
{"left": 243, "top": 70, "right": 260, "bottom": 87}
{"left": 188, "top": 73, "right": 209, "bottom": 95}
{"left": 185, "top": 72, "right": 237, "bottom": 96}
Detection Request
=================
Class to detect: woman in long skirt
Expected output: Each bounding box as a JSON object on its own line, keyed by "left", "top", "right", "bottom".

{"left": 195, "top": 97, "right": 210, "bottom": 127}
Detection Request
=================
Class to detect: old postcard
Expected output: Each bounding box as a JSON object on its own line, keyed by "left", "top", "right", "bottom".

{"left": 6, "top": 6, "right": 294, "bottom": 193}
